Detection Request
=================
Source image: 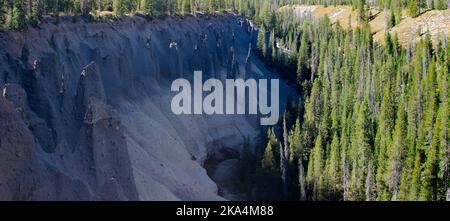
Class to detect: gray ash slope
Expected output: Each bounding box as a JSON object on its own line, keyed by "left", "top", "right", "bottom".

{"left": 0, "top": 14, "right": 295, "bottom": 200}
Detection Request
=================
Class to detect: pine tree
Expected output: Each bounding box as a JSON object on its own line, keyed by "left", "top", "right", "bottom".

{"left": 207, "top": 0, "right": 217, "bottom": 14}
{"left": 341, "top": 112, "right": 351, "bottom": 201}
{"left": 388, "top": 9, "right": 396, "bottom": 28}
{"left": 436, "top": 0, "right": 448, "bottom": 9}
{"left": 330, "top": 61, "right": 341, "bottom": 136}
{"left": 302, "top": 77, "right": 322, "bottom": 153}
{"left": 257, "top": 25, "right": 266, "bottom": 57}
{"left": 113, "top": 0, "right": 125, "bottom": 16}
{"left": 357, "top": 0, "right": 367, "bottom": 24}
{"left": 415, "top": 55, "right": 440, "bottom": 201}
{"left": 375, "top": 69, "right": 395, "bottom": 200}
{"left": 324, "top": 132, "right": 341, "bottom": 199}
{"left": 436, "top": 49, "right": 449, "bottom": 200}
{"left": 318, "top": 56, "right": 332, "bottom": 144}
{"left": 365, "top": 160, "right": 376, "bottom": 201}
{"left": 409, "top": 149, "right": 423, "bottom": 200}
{"left": 288, "top": 118, "right": 307, "bottom": 200}
{"left": 262, "top": 128, "right": 279, "bottom": 173}
{"left": 30, "top": 0, "right": 43, "bottom": 27}
{"left": 0, "top": 0, "right": 5, "bottom": 26}
{"left": 398, "top": 139, "right": 416, "bottom": 200}
{"left": 419, "top": 132, "right": 438, "bottom": 200}
{"left": 401, "top": 40, "right": 425, "bottom": 201}
{"left": 385, "top": 32, "right": 394, "bottom": 55}
{"left": 260, "top": 0, "right": 270, "bottom": 28}
{"left": 395, "top": 5, "right": 402, "bottom": 25}
{"left": 349, "top": 101, "right": 373, "bottom": 201}
{"left": 181, "top": 0, "right": 192, "bottom": 14}
{"left": 408, "top": 0, "right": 420, "bottom": 17}
{"left": 6, "top": 0, "right": 27, "bottom": 30}
{"left": 297, "top": 24, "right": 310, "bottom": 83}
{"left": 387, "top": 99, "right": 406, "bottom": 200}
{"left": 306, "top": 133, "right": 324, "bottom": 201}
{"left": 289, "top": 118, "right": 302, "bottom": 162}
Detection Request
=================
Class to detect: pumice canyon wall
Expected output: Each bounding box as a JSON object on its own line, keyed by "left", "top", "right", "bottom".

{"left": 0, "top": 13, "right": 295, "bottom": 200}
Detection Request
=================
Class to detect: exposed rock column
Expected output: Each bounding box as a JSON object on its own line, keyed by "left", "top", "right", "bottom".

{"left": 75, "top": 62, "right": 138, "bottom": 200}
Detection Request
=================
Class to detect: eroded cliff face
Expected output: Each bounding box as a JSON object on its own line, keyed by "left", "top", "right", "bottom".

{"left": 0, "top": 14, "right": 294, "bottom": 200}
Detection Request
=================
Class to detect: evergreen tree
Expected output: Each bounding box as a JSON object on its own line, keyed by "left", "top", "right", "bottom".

{"left": 365, "top": 160, "right": 376, "bottom": 201}
{"left": 302, "top": 77, "right": 322, "bottom": 153}
{"left": 30, "top": 0, "right": 43, "bottom": 27}
{"left": 260, "top": 0, "right": 270, "bottom": 28}
{"left": 306, "top": 133, "right": 324, "bottom": 200}
{"left": 181, "top": 0, "right": 192, "bottom": 14}
{"left": 0, "top": 1, "right": 5, "bottom": 26}
{"left": 257, "top": 25, "right": 266, "bottom": 57}
{"left": 349, "top": 101, "right": 373, "bottom": 200}
{"left": 7, "top": 0, "right": 27, "bottom": 30}
{"left": 403, "top": 148, "right": 421, "bottom": 200}
{"left": 388, "top": 9, "right": 396, "bottom": 28}
{"left": 408, "top": 0, "right": 420, "bottom": 17}
{"left": 357, "top": 0, "right": 367, "bottom": 24}
{"left": 289, "top": 118, "right": 302, "bottom": 162}
{"left": 375, "top": 68, "right": 395, "bottom": 200}
{"left": 436, "top": 0, "right": 448, "bottom": 9}
{"left": 324, "top": 132, "right": 341, "bottom": 199}
{"left": 387, "top": 100, "right": 407, "bottom": 200}
{"left": 436, "top": 47, "right": 449, "bottom": 200}
{"left": 419, "top": 131, "right": 438, "bottom": 200}
{"left": 297, "top": 24, "right": 310, "bottom": 83}
{"left": 113, "top": 0, "right": 126, "bottom": 16}
{"left": 262, "top": 128, "right": 279, "bottom": 173}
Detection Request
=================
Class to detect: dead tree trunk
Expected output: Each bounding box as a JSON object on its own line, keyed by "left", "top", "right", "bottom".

{"left": 81, "top": 0, "right": 89, "bottom": 18}
{"left": 280, "top": 116, "right": 290, "bottom": 200}
{"left": 27, "top": 0, "right": 32, "bottom": 15}
{"left": 299, "top": 160, "right": 307, "bottom": 201}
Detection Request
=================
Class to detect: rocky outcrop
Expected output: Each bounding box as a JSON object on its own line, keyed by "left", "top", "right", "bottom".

{"left": 287, "top": 5, "right": 450, "bottom": 46}
{"left": 0, "top": 93, "right": 37, "bottom": 200}
{"left": 73, "top": 61, "right": 138, "bottom": 200}
{"left": 3, "top": 83, "right": 54, "bottom": 153}
{"left": 76, "top": 62, "right": 106, "bottom": 118}
{"left": 0, "top": 89, "right": 91, "bottom": 200}
{"left": 80, "top": 97, "right": 138, "bottom": 200}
